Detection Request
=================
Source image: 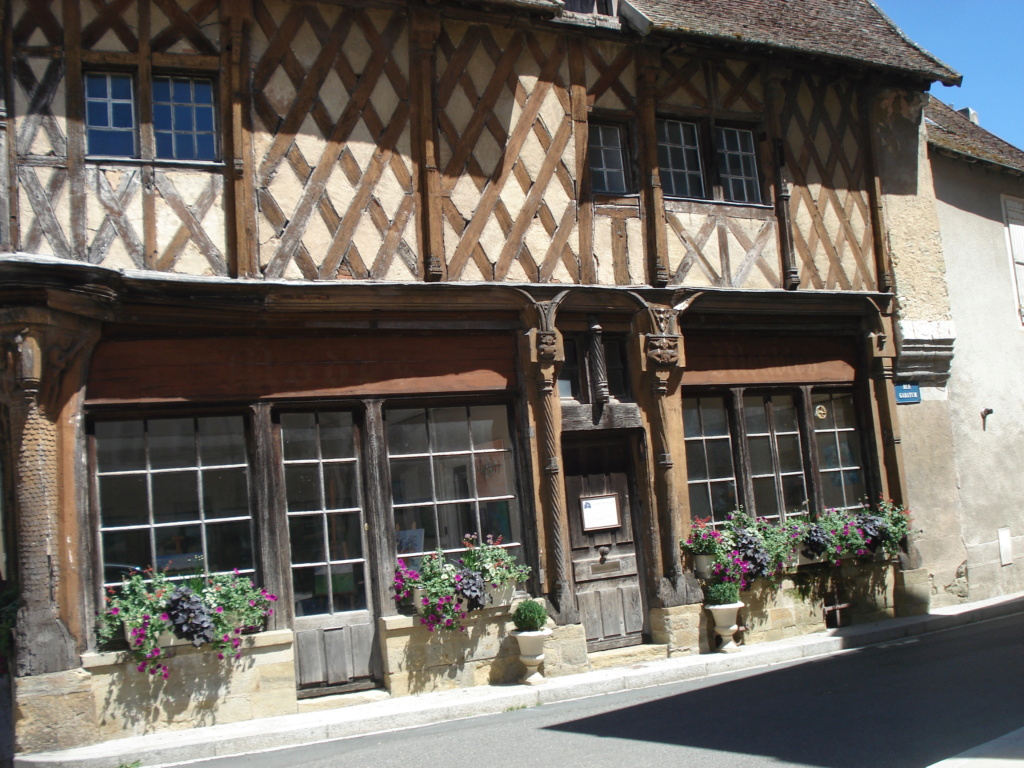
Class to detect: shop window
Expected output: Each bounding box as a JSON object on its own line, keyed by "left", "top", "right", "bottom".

{"left": 387, "top": 405, "right": 523, "bottom": 561}
{"left": 94, "top": 415, "right": 254, "bottom": 584}
{"left": 656, "top": 118, "right": 762, "bottom": 204}
{"left": 684, "top": 388, "right": 867, "bottom": 524}
{"left": 280, "top": 411, "right": 367, "bottom": 617}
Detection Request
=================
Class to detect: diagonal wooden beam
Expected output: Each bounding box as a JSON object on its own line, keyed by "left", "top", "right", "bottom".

{"left": 264, "top": 13, "right": 406, "bottom": 278}
{"left": 153, "top": 171, "right": 226, "bottom": 275}
{"left": 88, "top": 167, "right": 144, "bottom": 267}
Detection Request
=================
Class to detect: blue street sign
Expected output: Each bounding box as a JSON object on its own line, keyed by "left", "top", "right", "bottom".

{"left": 896, "top": 383, "right": 921, "bottom": 404}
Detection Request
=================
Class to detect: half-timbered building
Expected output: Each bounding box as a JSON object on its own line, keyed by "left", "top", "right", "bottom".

{"left": 0, "top": 0, "right": 962, "bottom": 752}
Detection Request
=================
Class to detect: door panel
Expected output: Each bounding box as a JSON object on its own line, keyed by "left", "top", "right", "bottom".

{"left": 564, "top": 436, "right": 645, "bottom": 651}
{"left": 280, "top": 410, "right": 378, "bottom": 694}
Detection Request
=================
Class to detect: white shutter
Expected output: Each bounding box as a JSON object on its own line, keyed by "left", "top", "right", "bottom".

{"left": 1006, "top": 198, "right": 1024, "bottom": 323}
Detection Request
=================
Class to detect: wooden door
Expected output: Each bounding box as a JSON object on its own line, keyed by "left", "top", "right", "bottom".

{"left": 563, "top": 435, "right": 645, "bottom": 651}
{"left": 278, "top": 410, "right": 378, "bottom": 695}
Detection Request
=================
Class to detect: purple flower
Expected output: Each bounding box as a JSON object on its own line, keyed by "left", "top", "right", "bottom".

{"left": 110, "top": 607, "right": 120, "bottom": 616}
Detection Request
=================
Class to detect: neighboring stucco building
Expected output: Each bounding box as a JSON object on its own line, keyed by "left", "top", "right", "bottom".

{"left": 922, "top": 97, "right": 1024, "bottom": 600}
{"left": 0, "top": 0, "right": 968, "bottom": 755}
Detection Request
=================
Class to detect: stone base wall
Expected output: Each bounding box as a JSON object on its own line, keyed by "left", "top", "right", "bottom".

{"left": 379, "top": 601, "right": 590, "bottom": 696}
{"left": 733, "top": 561, "right": 897, "bottom": 646}
{"left": 15, "top": 630, "right": 296, "bottom": 754}
{"left": 649, "top": 604, "right": 703, "bottom": 655}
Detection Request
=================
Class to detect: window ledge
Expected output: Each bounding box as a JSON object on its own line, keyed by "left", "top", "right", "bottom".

{"left": 82, "top": 628, "right": 294, "bottom": 669}
{"left": 85, "top": 156, "right": 226, "bottom": 171}
{"left": 663, "top": 197, "right": 775, "bottom": 220}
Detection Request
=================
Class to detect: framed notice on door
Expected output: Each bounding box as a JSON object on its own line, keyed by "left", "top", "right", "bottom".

{"left": 580, "top": 494, "right": 620, "bottom": 531}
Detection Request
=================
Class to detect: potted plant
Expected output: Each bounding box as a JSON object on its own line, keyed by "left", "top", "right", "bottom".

{"left": 97, "top": 567, "right": 277, "bottom": 678}
{"left": 511, "top": 598, "right": 551, "bottom": 685}
{"left": 412, "top": 550, "right": 470, "bottom": 632}
{"left": 392, "top": 559, "right": 422, "bottom": 612}
{"left": 703, "top": 579, "right": 743, "bottom": 653}
{"left": 680, "top": 516, "right": 724, "bottom": 578}
{"left": 460, "top": 534, "right": 531, "bottom": 606}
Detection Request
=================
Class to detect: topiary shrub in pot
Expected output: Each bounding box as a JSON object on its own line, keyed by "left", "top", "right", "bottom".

{"left": 703, "top": 580, "right": 743, "bottom": 654}
{"left": 511, "top": 599, "right": 551, "bottom": 685}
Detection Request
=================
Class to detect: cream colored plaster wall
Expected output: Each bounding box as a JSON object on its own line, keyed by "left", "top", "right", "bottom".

{"left": 876, "top": 93, "right": 952, "bottom": 323}
{"left": 931, "top": 153, "right": 1024, "bottom": 600}
{"left": 873, "top": 90, "right": 966, "bottom": 607}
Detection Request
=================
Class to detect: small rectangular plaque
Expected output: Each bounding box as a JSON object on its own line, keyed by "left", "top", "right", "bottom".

{"left": 581, "top": 494, "right": 620, "bottom": 531}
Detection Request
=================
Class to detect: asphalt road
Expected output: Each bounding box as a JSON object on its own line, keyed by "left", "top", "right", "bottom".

{"left": 186, "top": 612, "right": 1024, "bottom": 768}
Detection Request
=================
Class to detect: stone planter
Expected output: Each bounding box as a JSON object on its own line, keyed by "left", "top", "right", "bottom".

{"left": 487, "top": 582, "right": 515, "bottom": 607}
{"left": 122, "top": 624, "right": 190, "bottom": 648}
{"left": 513, "top": 627, "right": 552, "bottom": 685}
{"left": 706, "top": 601, "right": 744, "bottom": 653}
{"left": 693, "top": 554, "right": 714, "bottom": 579}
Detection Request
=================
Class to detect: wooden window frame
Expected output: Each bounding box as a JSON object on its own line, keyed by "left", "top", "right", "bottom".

{"left": 656, "top": 114, "right": 767, "bottom": 206}
{"left": 1003, "top": 196, "right": 1024, "bottom": 325}
{"left": 587, "top": 118, "right": 637, "bottom": 199}
{"left": 683, "top": 385, "right": 873, "bottom": 524}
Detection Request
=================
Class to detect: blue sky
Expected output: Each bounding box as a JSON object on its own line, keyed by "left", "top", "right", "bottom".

{"left": 874, "top": 0, "right": 1024, "bottom": 150}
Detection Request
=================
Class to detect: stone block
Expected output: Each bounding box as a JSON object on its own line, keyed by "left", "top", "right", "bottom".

{"left": 250, "top": 690, "right": 297, "bottom": 720}
{"left": 768, "top": 606, "right": 796, "bottom": 628}
{"left": 257, "top": 661, "right": 297, "bottom": 692}
{"left": 14, "top": 670, "right": 99, "bottom": 753}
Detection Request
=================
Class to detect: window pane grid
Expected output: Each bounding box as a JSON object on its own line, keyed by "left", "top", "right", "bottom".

{"left": 812, "top": 392, "right": 866, "bottom": 510}
{"left": 683, "top": 396, "right": 738, "bottom": 526}
{"left": 280, "top": 411, "right": 367, "bottom": 617}
{"left": 744, "top": 394, "right": 807, "bottom": 521}
{"left": 588, "top": 124, "right": 628, "bottom": 195}
{"left": 95, "top": 416, "right": 253, "bottom": 585}
{"left": 716, "top": 126, "right": 760, "bottom": 204}
{"left": 388, "top": 406, "right": 521, "bottom": 557}
{"left": 656, "top": 119, "right": 705, "bottom": 198}
{"left": 153, "top": 76, "right": 217, "bottom": 161}
{"left": 85, "top": 73, "right": 136, "bottom": 157}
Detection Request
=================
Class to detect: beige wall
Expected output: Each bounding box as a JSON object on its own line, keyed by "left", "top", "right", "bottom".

{"left": 931, "top": 152, "right": 1024, "bottom": 599}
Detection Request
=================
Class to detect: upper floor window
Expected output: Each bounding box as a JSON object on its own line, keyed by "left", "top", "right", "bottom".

{"left": 153, "top": 77, "right": 217, "bottom": 161}
{"left": 85, "top": 73, "right": 136, "bottom": 157}
{"left": 85, "top": 72, "right": 218, "bottom": 161}
{"left": 657, "top": 118, "right": 762, "bottom": 205}
{"left": 588, "top": 124, "right": 630, "bottom": 195}
{"left": 1005, "top": 197, "right": 1024, "bottom": 324}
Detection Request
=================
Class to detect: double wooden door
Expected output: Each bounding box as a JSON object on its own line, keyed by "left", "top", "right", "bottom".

{"left": 563, "top": 434, "right": 645, "bottom": 650}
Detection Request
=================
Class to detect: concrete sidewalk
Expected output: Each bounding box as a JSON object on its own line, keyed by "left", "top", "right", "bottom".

{"left": 16, "top": 591, "right": 1024, "bottom": 768}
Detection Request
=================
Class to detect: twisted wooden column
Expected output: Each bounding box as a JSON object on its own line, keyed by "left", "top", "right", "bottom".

{"left": 535, "top": 329, "right": 578, "bottom": 624}
{"left": 1, "top": 312, "right": 98, "bottom": 675}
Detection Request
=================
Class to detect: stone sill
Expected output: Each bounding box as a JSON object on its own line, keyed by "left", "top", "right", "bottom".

{"left": 81, "top": 629, "right": 293, "bottom": 669}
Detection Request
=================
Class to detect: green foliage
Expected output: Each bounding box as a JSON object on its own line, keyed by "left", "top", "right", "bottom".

{"left": 397, "top": 535, "right": 533, "bottom": 632}
{"left": 460, "top": 534, "right": 532, "bottom": 587}
{"left": 96, "top": 568, "right": 277, "bottom": 679}
{"left": 511, "top": 599, "right": 548, "bottom": 632}
{"left": 703, "top": 581, "right": 740, "bottom": 606}
{"left": 686, "top": 500, "right": 913, "bottom": 590}
{"left": 680, "top": 517, "right": 725, "bottom": 556}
